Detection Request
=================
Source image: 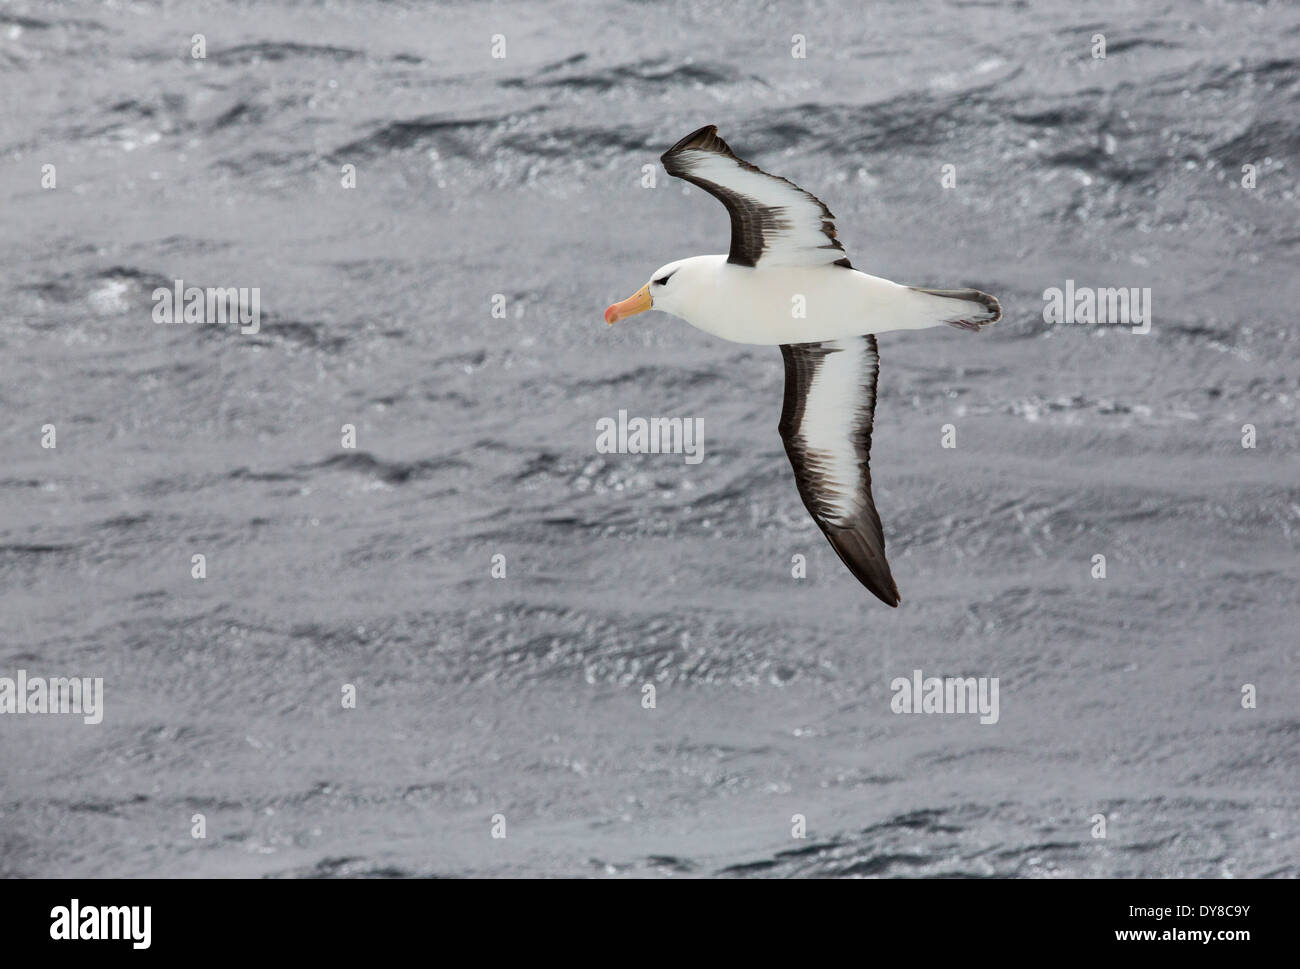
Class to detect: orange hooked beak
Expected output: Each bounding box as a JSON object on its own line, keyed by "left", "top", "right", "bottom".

{"left": 604, "top": 284, "right": 652, "bottom": 325}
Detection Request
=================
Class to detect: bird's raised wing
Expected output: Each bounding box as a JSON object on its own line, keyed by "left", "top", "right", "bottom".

{"left": 661, "top": 124, "right": 852, "bottom": 270}
{"left": 778, "top": 335, "right": 899, "bottom": 606}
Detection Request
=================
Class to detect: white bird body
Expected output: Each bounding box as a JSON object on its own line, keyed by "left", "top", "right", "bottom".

{"left": 650, "top": 255, "right": 972, "bottom": 346}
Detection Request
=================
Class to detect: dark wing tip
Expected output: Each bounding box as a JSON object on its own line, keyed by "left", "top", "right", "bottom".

{"left": 824, "top": 526, "right": 901, "bottom": 607}
{"left": 661, "top": 124, "right": 734, "bottom": 167}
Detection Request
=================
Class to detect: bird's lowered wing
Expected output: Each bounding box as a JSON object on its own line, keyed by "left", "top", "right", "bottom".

{"left": 661, "top": 124, "right": 851, "bottom": 270}
{"left": 778, "top": 335, "right": 899, "bottom": 606}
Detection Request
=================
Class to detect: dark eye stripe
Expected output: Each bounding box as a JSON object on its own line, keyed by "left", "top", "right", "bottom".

{"left": 654, "top": 270, "right": 677, "bottom": 286}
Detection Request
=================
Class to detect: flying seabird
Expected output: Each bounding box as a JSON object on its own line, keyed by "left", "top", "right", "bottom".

{"left": 604, "top": 125, "right": 1000, "bottom": 606}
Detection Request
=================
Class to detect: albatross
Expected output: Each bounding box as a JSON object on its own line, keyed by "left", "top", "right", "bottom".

{"left": 604, "top": 125, "right": 1001, "bottom": 607}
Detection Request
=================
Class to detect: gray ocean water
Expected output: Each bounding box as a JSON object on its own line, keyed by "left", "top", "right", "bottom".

{"left": 1, "top": 0, "right": 1297, "bottom": 878}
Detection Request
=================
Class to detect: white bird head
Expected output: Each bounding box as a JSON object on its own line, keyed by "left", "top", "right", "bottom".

{"left": 604, "top": 256, "right": 714, "bottom": 325}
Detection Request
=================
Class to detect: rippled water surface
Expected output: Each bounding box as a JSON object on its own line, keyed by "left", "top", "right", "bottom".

{"left": 1, "top": 0, "right": 1298, "bottom": 877}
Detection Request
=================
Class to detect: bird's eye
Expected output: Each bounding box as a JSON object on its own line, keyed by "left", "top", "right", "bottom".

{"left": 653, "top": 271, "right": 676, "bottom": 286}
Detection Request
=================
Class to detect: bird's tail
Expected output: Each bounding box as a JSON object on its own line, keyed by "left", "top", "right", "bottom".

{"left": 908, "top": 287, "right": 1001, "bottom": 332}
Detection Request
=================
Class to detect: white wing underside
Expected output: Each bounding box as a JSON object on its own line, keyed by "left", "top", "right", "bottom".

{"left": 778, "top": 334, "right": 900, "bottom": 606}
{"left": 799, "top": 340, "right": 868, "bottom": 523}
{"left": 661, "top": 125, "right": 849, "bottom": 269}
